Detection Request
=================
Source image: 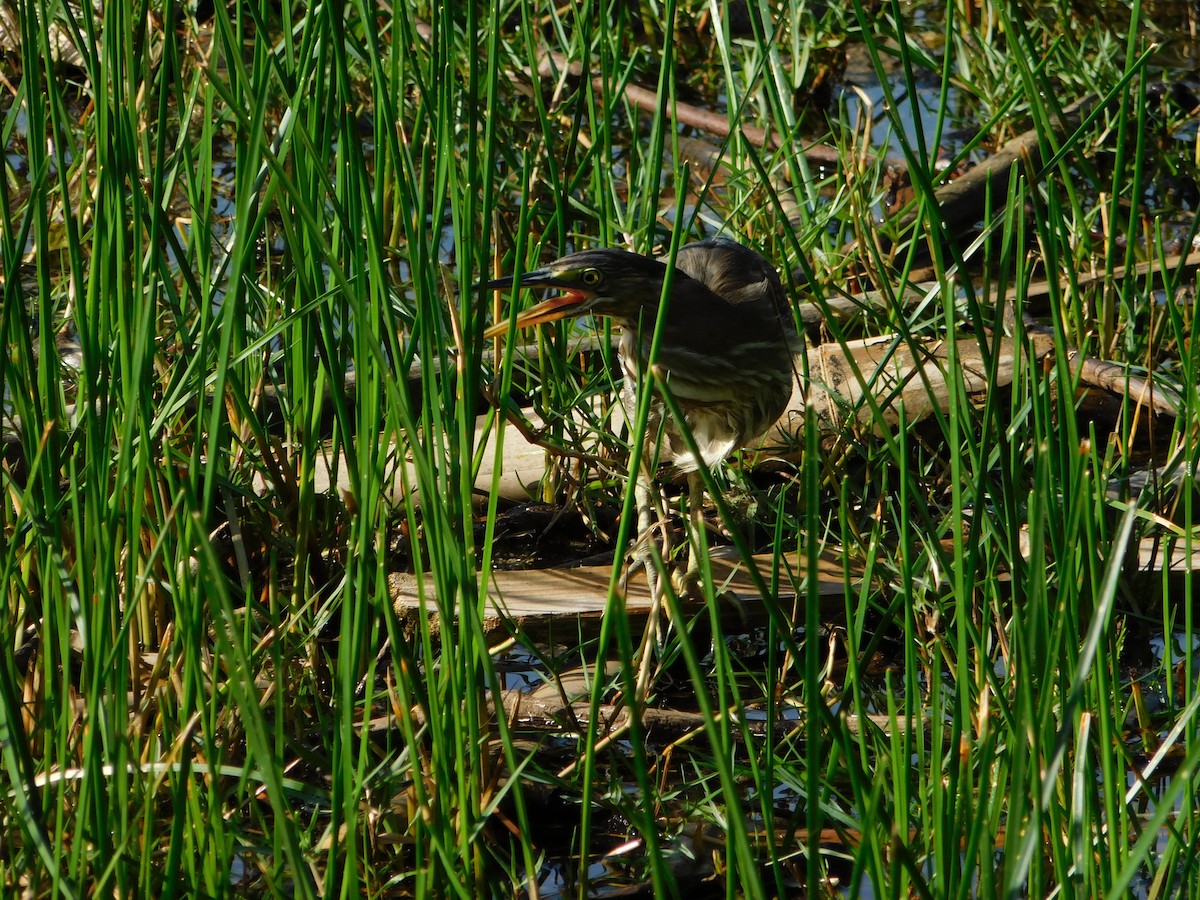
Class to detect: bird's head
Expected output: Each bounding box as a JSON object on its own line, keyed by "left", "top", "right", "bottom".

{"left": 481, "top": 248, "right": 670, "bottom": 339}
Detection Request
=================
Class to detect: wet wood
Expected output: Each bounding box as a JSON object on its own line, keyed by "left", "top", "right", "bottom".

{"left": 501, "top": 672, "right": 926, "bottom": 743}
{"left": 390, "top": 548, "right": 852, "bottom": 644}
{"left": 390, "top": 519, "right": 1200, "bottom": 648}
{"left": 1134, "top": 535, "right": 1200, "bottom": 575}
{"left": 1029, "top": 527, "right": 1200, "bottom": 580}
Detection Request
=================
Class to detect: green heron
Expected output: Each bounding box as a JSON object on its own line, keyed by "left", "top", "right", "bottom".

{"left": 483, "top": 237, "right": 798, "bottom": 594}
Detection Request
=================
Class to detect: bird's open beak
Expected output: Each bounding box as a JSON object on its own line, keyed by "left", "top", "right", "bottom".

{"left": 480, "top": 269, "right": 593, "bottom": 339}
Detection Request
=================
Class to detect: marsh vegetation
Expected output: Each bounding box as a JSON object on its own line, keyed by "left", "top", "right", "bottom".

{"left": 3, "top": 0, "right": 1200, "bottom": 896}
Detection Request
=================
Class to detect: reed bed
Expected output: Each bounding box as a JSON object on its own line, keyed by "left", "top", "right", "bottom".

{"left": 2, "top": 0, "right": 1198, "bottom": 895}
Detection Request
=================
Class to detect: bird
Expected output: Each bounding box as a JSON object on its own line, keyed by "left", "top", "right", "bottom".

{"left": 482, "top": 237, "right": 798, "bottom": 598}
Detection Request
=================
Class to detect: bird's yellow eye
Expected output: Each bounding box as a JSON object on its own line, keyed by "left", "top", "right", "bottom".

{"left": 580, "top": 268, "right": 603, "bottom": 287}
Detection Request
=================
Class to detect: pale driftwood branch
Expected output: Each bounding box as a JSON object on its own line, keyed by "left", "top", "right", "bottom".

{"left": 501, "top": 678, "right": 925, "bottom": 743}
{"left": 396, "top": 661, "right": 925, "bottom": 742}
{"left": 390, "top": 527, "right": 1199, "bottom": 646}
{"left": 389, "top": 548, "right": 850, "bottom": 643}
{"left": 1020, "top": 248, "right": 1200, "bottom": 310}
{"left": 1021, "top": 317, "right": 1182, "bottom": 417}
{"left": 758, "top": 334, "right": 1019, "bottom": 447}
{"left": 1020, "top": 525, "right": 1200, "bottom": 581}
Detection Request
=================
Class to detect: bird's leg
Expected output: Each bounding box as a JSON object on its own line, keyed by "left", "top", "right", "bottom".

{"left": 677, "top": 470, "right": 750, "bottom": 630}
{"left": 621, "top": 472, "right": 660, "bottom": 599}
{"left": 626, "top": 470, "right": 673, "bottom": 696}
{"left": 671, "top": 471, "right": 707, "bottom": 598}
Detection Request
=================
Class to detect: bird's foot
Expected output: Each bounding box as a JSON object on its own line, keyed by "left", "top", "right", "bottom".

{"left": 670, "top": 564, "right": 704, "bottom": 600}
{"left": 717, "top": 588, "right": 750, "bottom": 631}
{"left": 623, "top": 532, "right": 660, "bottom": 588}
{"left": 671, "top": 563, "right": 750, "bottom": 629}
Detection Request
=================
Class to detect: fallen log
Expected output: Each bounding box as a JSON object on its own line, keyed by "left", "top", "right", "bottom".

{"left": 389, "top": 547, "right": 851, "bottom": 645}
